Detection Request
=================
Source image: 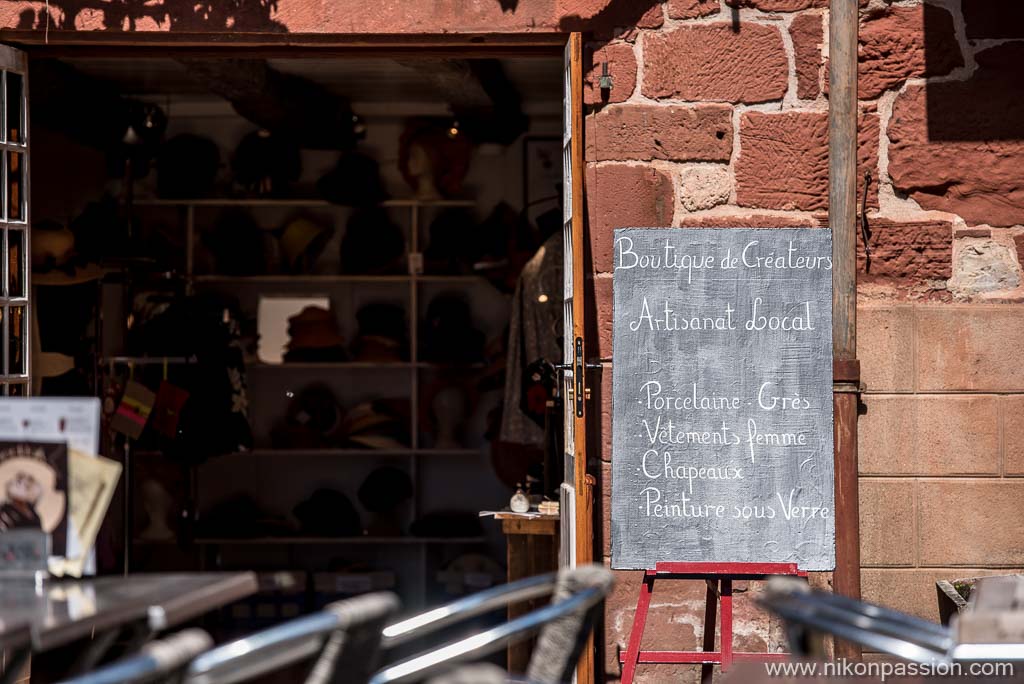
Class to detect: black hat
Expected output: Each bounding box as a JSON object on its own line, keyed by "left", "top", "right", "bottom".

{"left": 351, "top": 303, "right": 407, "bottom": 362}
{"left": 293, "top": 489, "right": 362, "bottom": 537}
{"left": 317, "top": 152, "right": 387, "bottom": 207}
{"left": 358, "top": 466, "right": 413, "bottom": 514}
{"left": 422, "top": 293, "right": 484, "bottom": 363}
{"left": 205, "top": 209, "right": 273, "bottom": 276}
{"left": 157, "top": 134, "right": 220, "bottom": 199}
{"left": 232, "top": 130, "right": 301, "bottom": 196}
{"left": 424, "top": 209, "right": 476, "bottom": 275}
{"left": 341, "top": 208, "right": 405, "bottom": 275}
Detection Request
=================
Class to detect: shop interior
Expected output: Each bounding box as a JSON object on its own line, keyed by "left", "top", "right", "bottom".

{"left": 29, "top": 54, "right": 565, "bottom": 627}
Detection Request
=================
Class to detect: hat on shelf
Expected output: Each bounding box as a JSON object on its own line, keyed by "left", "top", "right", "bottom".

{"left": 157, "top": 134, "right": 220, "bottom": 199}
{"left": 205, "top": 209, "right": 275, "bottom": 276}
{"left": 316, "top": 151, "right": 387, "bottom": 207}
{"left": 271, "top": 383, "right": 345, "bottom": 449}
{"left": 279, "top": 217, "right": 334, "bottom": 275}
{"left": 340, "top": 208, "right": 405, "bottom": 275}
{"left": 283, "top": 306, "right": 348, "bottom": 364}
{"left": 423, "top": 209, "right": 476, "bottom": 275}
{"left": 351, "top": 303, "right": 407, "bottom": 363}
{"left": 293, "top": 488, "right": 362, "bottom": 537}
{"left": 31, "top": 219, "right": 106, "bottom": 286}
{"left": 232, "top": 129, "right": 301, "bottom": 197}
{"left": 339, "top": 399, "right": 410, "bottom": 450}
{"left": 421, "top": 292, "right": 485, "bottom": 363}
{"left": 398, "top": 119, "right": 472, "bottom": 199}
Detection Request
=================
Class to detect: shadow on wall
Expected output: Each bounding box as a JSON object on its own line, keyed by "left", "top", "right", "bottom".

{"left": 558, "top": 0, "right": 660, "bottom": 37}
{"left": 925, "top": 0, "right": 1024, "bottom": 140}
{"left": 9, "top": 0, "right": 285, "bottom": 32}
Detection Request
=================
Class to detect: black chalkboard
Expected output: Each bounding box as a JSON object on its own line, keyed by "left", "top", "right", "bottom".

{"left": 611, "top": 228, "right": 835, "bottom": 571}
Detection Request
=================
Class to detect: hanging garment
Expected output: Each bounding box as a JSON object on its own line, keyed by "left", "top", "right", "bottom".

{"left": 500, "top": 231, "right": 564, "bottom": 447}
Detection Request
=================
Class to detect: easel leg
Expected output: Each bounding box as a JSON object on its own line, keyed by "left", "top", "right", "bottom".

{"left": 700, "top": 580, "right": 719, "bottom": 684}
{"left": 622, "top": 571, "right": 655, "bottom": 684}
{"left": 721, "top": 580, "right": 734, "bottom": 671}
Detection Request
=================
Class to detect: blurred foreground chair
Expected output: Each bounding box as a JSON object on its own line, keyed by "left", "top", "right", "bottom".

{"left": 371, "top": 564, "right": 613, "bottom": 684}
{"left": 59, "top": 591, "right": 399, "bottom": 684}
{"left": 55, "top": 629, "right": 213, "bottom": 684}
{"left": 185, "top": 591, "right": 400, "bottom": 684}
{"left": 759, "top": 576, "right": 1024, "bottom": 665}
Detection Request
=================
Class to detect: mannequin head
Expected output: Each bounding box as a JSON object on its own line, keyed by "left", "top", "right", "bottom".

{"left": 398, "top": 120, "right": 472, "bottom": 199}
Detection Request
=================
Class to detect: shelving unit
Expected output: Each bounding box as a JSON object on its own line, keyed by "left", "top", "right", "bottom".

{"left": 125, "top": 194, "right": 507, "bottom": 609}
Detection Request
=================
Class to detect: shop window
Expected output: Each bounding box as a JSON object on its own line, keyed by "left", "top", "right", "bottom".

{"left": 0, "top": 54, "right": 29, "bottom": 396}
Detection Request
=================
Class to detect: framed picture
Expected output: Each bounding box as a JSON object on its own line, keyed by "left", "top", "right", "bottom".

{"left": 522, "top": 136, "right": 562, "bottom": 230}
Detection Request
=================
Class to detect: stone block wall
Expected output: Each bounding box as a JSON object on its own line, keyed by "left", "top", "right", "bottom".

{"left": 582, "top": 0, "right": 1024, "bottom": 680}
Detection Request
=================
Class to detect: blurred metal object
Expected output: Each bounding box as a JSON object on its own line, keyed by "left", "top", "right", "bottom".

{"left": 373, "top": 565, "right": 613, "bottom": 684}
{"left": 186, "top": 592, "right": 399, "bottom": 684}
{"left": 57, "top": 629, "right": 212, "bottom": 684}
{"left": 761, "top": 575, "right": 1024, "bottom": 666}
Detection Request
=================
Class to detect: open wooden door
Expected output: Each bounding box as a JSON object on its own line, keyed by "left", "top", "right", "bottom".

{"left": 561, "top": 32, "right": 594, "bottom": 683}
{"left": 0, "top": 47, "right": 30, "bottom": 397}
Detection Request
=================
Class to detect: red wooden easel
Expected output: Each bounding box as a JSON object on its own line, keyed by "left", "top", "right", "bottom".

{"left": 619, "top": 562, "right": 808, "bottom": 684}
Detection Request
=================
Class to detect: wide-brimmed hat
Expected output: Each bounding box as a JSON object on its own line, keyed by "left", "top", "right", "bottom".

{"left": 280, "top": 217, "right": 334, "bottom": 275}
{"left": 286, "top": 306, "right": 346, "bottom": 351}
{"left": 351, "top": 303, "right": 406, "bottom": 362}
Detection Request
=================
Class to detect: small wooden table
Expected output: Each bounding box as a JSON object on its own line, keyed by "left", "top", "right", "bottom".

{"left": 493, "top": 510, "right": 560, "bottom": 673}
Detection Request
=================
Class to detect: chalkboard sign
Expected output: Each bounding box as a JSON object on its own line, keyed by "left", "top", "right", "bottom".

{"left": 611, "top": 228, "right": 835, "bottom": 571}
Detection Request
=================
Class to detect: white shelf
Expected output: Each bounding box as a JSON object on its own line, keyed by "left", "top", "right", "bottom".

{"left": 132, "top": 198, "right": 476, "bottom": 208}
{"left": 226, "top": 448, "right": 483, "bottom": 458}
{"left": 192, "top": 274, "right": 492, "bottom": 284}
{"left": 247, "top": 362, "right": 486, "bottom": 371}
{"left": 192, "top": 536, "right": 486, "bottom": 546}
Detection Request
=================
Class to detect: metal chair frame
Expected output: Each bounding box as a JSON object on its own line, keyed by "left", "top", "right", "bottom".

{"left": 372, "top": 568, "right": 611, "bottom": 684}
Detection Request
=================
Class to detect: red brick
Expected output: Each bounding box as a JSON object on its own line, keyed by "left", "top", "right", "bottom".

{"left": 735, "top": 108, "right": 879, "bottom": 211}
{"left": 565, "top": 0, "right": 664, "bottom": 41}
{"left": 860, "top": 479, "right": 915, "bottom": 566}
{"left": 667, "top": 0, "right": 719, "bottom": 20}
{"left": 725, "top": 0, "right": 827, "bottom": 10}
{"left": 790, "top": 12, "right": 824, "bottom": 99}
{"left": 1003, "top": 396, "right": 1024, "bottom": 476}
{"left": 585, "top": 43, "right": 637, "bottom": 106}
{"left": 859, "top": 395, "right": 1000, "bottom": 476}
{"left": 915, "top": 305, "right": 1024, "bottom": 391}
{"left": 585, "top": 104, "right": 733, "bottom": 163}
{"left": 888, "top": 44, "right": 1024, "bottom": 227}
{"left": 593, "top": 275, "right": 613, "bottom": 360}
{"left": 955, "top": 228, "right": 993, "bottom": 239}
{"left": 676, "top": 212, "right": 820, "bottom": 228}
{"left": 856, "top": 305, "right": 914, "bottom": 392}
{"left": 918, "top": 480, "right": 1024, "bottom": 566}
{"left": 857, "top": 4, "right": 963, "bottom": 100}
{"left": 858, "top": 219, "right": 952, "bottom": 281}
{"left": 642, "top": 23, "right": 787, "bottom": 104}
{"left": 586, "top": 164, "right": 675, "bottom": 273}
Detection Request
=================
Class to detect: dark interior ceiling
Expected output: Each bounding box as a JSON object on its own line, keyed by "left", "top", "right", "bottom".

{"left": 59, "top": 56, "right": 562, "bottom": 105}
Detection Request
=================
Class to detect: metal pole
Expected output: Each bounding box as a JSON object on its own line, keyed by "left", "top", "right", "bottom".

{"left": 829, "top": 0, "right": 863, "bottom": 661}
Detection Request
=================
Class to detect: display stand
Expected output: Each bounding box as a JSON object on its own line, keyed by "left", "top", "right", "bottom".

{"left": 619, "top": 562, "right": 808, "bottom": 684}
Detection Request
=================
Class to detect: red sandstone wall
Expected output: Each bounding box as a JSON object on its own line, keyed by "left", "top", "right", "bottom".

{"left": 581, "top": 1, "right": 1024, "bottom": 680}
{"left": 5, "top": 0, "right": 1024, "bottom": 681}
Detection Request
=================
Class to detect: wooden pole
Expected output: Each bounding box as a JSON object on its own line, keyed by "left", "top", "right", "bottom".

{"left": 829, "top": 0, "right": 863, "bottom": 661}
